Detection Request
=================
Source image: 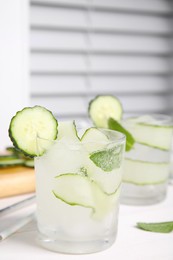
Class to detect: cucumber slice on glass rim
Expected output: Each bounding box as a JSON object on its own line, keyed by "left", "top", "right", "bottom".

{"left": 9, "top": 106, "right": 58, "bottom": 157}
{"left": 88, "top": 95, "right": 123, "bottom": 128}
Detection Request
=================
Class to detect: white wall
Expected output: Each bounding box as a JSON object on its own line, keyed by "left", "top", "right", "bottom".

{"left": 0, "top": 0, "right": 30, "bottom": 150}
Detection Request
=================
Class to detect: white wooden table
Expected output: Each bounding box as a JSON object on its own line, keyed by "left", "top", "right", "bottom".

{"left": 0, "top": 185, "right": 173, "bottom": 260}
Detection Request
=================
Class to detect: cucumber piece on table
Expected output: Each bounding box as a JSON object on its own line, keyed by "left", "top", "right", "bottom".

{"left": 123, "top": 117, "right": 173, "bottom": 151}
{"left": 23, "top": 159, "right": 34, "bottom": 168}
{"left": 123, "top": 158, "right": 170, "bottom": 185}
{"left": 9, "top": 106, "right": 58, "bottom": 157}
{"left": 0, "top": 155, "right": 24, "bottom": 168}
{"left": 88, "top": 95, "right": 123, "bottom": 128}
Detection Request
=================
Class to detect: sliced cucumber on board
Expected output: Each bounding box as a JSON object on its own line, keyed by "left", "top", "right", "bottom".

{"left": 0, "top": 155, "right": 24, "bottom": 168}
{"left": 88, "top": 95, "right": 123, "bottom": 128}
{"left": 23, "top": 159, "right": 34, "bottom": 168}
{"left": 123, "top": 158, "right": 170, "bottom": 185}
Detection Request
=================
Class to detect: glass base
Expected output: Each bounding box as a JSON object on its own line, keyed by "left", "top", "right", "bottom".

{"left": 120, "top": 182, "right": 167, "bottom": 206}
{"left": 37, "top": 232, "right": 116, "bottom": 254}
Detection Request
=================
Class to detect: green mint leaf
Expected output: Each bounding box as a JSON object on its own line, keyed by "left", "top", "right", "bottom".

{"left": 89, "top": 146, "right": 123, "bottom": 172}
{"left": 108, "top": 117, "right": 135, "bottom": 151}
{"left": 137, "top": 221, "right": 173, "bottom": 233}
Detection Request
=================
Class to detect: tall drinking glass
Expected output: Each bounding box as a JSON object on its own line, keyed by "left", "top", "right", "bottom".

{"left": 121, "top": 115, "right": 173, "bottom": 205}
{"left": 34, "top": 128, "right": 125, "bottom": 254}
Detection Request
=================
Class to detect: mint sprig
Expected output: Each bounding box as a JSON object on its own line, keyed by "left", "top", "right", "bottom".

{"left": 108, "top": 117, "right": 135, "bottom": 151}
{"left": 137, "top": 221, "right": 173, "bottom": 233}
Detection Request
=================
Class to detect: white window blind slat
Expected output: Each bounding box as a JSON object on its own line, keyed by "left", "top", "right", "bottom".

{"left": 31, "top": 76, "right": 169, "bottom": 95}
{"left": 30, "top": 5, "right": 172, "bottom": 35}
{"left": 31, "top": 30, "right": 170, "bottom": 55}
{"left": 91, "top": 12, "right": 171, "bottom": 35}
{"left": 92, "top": 0, "right": 171, "bottom": 14}
{"left": 31, "top": 0, "right": 171, "bottom": 15}
{"left": 31, "top": 53, "right": 169, "bottom": 74}
{"left": 31, "top": 6, "right": 87, "bottom": 29}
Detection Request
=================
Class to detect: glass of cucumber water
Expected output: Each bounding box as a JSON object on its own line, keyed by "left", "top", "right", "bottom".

{"left": 88, "top": 95, "right": 173, "bottom": 205}
{"left": 34, "top": 123, "right": 126, "bottom": 254}
{"left": 121, "top": 114, "right": 173, "bottom": 205}
{"left": 8, "top": 105, "right": 125, "bottom": 254}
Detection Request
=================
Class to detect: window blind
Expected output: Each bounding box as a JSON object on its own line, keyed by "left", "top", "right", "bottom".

{"left": 30, "top": 0, "right": 173, "bottom": 121}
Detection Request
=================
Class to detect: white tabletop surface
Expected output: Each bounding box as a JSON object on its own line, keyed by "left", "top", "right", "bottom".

{"left": 0, "top": 185, "right": 173, "bottom": 260}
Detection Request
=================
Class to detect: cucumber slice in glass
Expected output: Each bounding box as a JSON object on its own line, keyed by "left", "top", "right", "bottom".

{"left": 9, "top": 106, "right": 58, "bottom": 157}
{"left": 52, "top": 174, "right": 96, "bottom": 210}
{"left": 57, "top": 121, "right": 79, "bottom": 141}
{"left": 123, "top": 116, "right": 173, "bottom": 151}
{"left": 88, "top": 95, "right": 123, "bottom": 128}
{"left": 81, "top": 127, "right": 109, "bottom": 153}
{"left": 52, "top": 173, "right": 120, "bottom": 219}
{"left": 123, "top": 158, "right": 170, "bottom": 185}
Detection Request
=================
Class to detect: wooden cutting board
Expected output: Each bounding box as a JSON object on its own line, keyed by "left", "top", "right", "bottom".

{"left": 0, "top": 166, "right": 35, "bottom": 198}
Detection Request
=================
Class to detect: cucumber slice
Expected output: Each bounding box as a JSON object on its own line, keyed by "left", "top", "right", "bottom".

{"left": 24, "top": 159, "right": 34, "bottom": 168}
{"left": 0, "top": 155, "right": 24, "bottom": 168}
{"left": 123, "top": 117, "right": 173, "bottom": 151}
{"left": 53, "top": 174, "right": 96, "bottom": 210}
{"left": 123, "top": 158, "right": 170, "bottom": 185}
{"left": 52, "top": 173, "right": 120, "bottom": 219}
{"left": 57, "top": 121, "right": 79, "bottom": 141}
{"left": 9, "top": 106, "right": 58, "bottom": 157}
{"left": 6, "top": 146, "right": 18, "bottom": 155}
{"left": 81, "top": 127, "right": 109, "bottom": 153}
{"left": 88, "top": 95, "right": 123, "bottom": 128}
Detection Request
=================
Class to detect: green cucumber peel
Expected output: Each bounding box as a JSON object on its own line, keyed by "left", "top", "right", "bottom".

{"left": 52, "top": 173, "right": 95, "bottom": 210}
{"left": 108, "top": 117, "right": 135, "bottom": 151}
{"left": 137, "top": 221, "right": 173, "bottom": 233}
{"left": 52, "top": 190, "right": 95, "bottom": 211}
{"left": 89, "top": 145, "right": 123, "bottom": 172}
{"left": 0, "top": 158, "right": 25, "bottom": 168}
{"left": 123, "top": 179, "right": 167, "bottom": 186}
{"left": 125, "top": 158, "right": 168, "bottom": 165}
{"left": 135, "top": 141, "right": 171, "bottom": 151}
{"left": 24, "top": 159, "right": 34, "bottom": 168}
{"left": 0, "top": 155, "right": 19, "bottom": 161}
